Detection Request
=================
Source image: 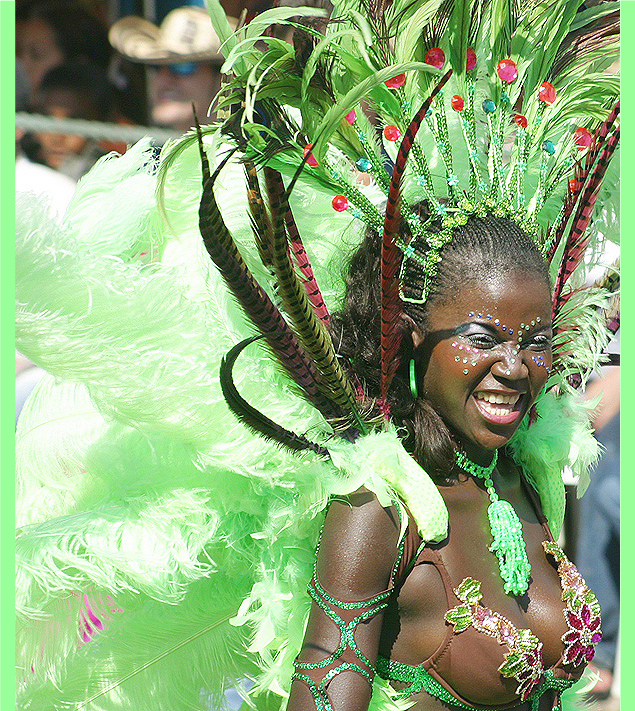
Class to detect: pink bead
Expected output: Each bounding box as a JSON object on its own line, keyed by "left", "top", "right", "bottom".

{"left": 538, "top": 81, "right": 556, "bottom": 105}
{"left": 451, "top": 95, "right": 465, "bottom": 112}
{"left": 466, "top": 48, "right": 477, "bottom": 71}
{"left": 451, "top": 341, "right": 458, "bottom": 347}
{"left": 385, "top": 73, "right": 406, "bottom": 89}
{"left": 483, "top": 353, "right": 489, "bottom": 358}
{"left": 303, "top": 144, "right": 319, "bottom": 167}
{"left": 497, "top": 58, "right": 518, "bottom": 83}
{"left": 332, "top": 195, "right": 349, "bottom": 212}
{"left": 383, "top": 125, "right": 401, "bottom": 141}
{"left": 514, "top": 114, "right": 528, "bottom": 128}
{"left": 573, "top": 127, "right": 592, "bottom": 150}
{"left": 345, "top": 109, "right": 357, "bottom": 124}
{"left": 458, "top": 345, "right": 464, "bottom": 350}
{"left": 425, "top": 47, "right": 445, "bottom": 69}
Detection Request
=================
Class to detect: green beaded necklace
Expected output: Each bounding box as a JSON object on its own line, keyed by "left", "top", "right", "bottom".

{"left": 454, "top": 449, "right": 531, "bottom": 596}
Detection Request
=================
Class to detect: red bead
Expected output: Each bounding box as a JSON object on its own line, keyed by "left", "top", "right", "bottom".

{"left": 514, "top": 114, "right": 528, "bottom": 128}
{"left": 573, "top": 127, "right": 592, "bottom": 150}
{"left": 383, "top": 125, "right": 401, "bottom": 141}
{"left": 451, "top": 95, "right": 465, "bottom": 112}
{"left": 332, "top": 195, "right": 349, "bottom": 212}
{"left": 385, "top": 73, "right": 406, "bottom": 89}
{"left": 303, "top": 144, "right": 319, "bottom": 167}
{"left": 497, "top": 58, "right": 518, "bottom": 83}
{"left": 538, "top": 81, "right": 556, "bottom": 105}
{"left": 345, "top": 109, "right": 356, "bottom": 124}
{"left": 569, "top": 178, "right": 577, "bottom": 192}
{"left": 425, "top": 47, "right": 445, "bottom": 69}
{"left": 466, "top": 48, "right": 477, "bottom": 71}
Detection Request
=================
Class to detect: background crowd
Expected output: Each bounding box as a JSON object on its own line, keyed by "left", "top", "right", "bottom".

{"left": 15, "top": 1, "right": 619, "bottom": 709}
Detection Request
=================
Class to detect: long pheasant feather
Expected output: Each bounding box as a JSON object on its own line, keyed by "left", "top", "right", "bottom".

{"left": 263, "top": 167, "right": 364, "bottom": 429}
{"left": 265, "top": 168, "right": 330, "bottom": 325}
{"left": 545, "top": 102, "right": 619, "bottom": 263}
{"left": 195, "top": 120, "right": 341, "bottom": 420}
{"left": 220, "top": 336, "right": 329, "bottom": 454}
{"left": 380, "top": 69, "right": 452, "bottom": 400}
{"left": 551, "top": 119, "right": 619, "bottom": 320}
{"left": 244, "top": 161, "right": 274, "bottom": 268}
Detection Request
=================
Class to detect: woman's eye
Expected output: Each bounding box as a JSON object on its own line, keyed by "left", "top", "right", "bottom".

{"left": 524, "top": 334, "right": 552, "bottom": 351}
{"left": 464, "top": 333, "right": 497, "bottom": 349}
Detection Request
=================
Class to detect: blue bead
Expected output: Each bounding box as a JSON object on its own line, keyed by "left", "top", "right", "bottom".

{"left": 482, "top": 99, "right": 496, "bottom": 114}
{"left": 355, "top": 157, "right": 372, "bottom": 172}
{"left": 542, "top": 140, "right": 555, "bottom": 155}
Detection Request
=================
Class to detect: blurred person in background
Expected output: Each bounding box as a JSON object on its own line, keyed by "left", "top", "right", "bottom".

{"left": 30, "top": 62, "right": 114, "bottom": 180}
{"left": 108, "top": 6, "right": 237, "bottom": 132}
{"left": 16, "top": 0, "right": 112, "bottom": 102}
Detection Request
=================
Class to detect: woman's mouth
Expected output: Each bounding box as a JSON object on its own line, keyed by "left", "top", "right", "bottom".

{"left": 473, "top": 391, "right": 524, "bottom": 424}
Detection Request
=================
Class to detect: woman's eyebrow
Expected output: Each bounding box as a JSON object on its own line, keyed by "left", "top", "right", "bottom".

{"left": 452, "top": 321, "right": 498, "bottom": 336}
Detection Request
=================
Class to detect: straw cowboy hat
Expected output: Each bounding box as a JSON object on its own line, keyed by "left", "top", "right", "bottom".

{"left": 109, "top": 6, "right": 238, "bottom": 65}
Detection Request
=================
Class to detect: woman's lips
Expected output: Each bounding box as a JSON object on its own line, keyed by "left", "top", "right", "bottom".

{"left": 473, "top": 391, "right": 524, "bottom": 425}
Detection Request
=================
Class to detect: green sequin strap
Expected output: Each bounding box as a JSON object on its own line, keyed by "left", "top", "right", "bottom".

{"left": 376, "top": 656, "right": 478, "bottom": 709}
{"left": 292, "top": 576, "right": 391, "bottom": 709}
{"left": 377, "top": 657, "right": 577, "bottom": 711}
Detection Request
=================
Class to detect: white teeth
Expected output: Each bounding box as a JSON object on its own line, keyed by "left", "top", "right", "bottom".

{"left": 474, "top": 392, "right": 520, "bottom": 406}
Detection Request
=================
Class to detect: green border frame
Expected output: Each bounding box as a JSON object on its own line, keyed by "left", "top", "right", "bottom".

{"left": 2, "top": 3, "right": 15, "bottom": 710}
{"left": 620, "top": 2, "right": 630, "bottom": 707}
{"left": 1, "top": 2, "right": 15, "bottom": 710}
{"left": 3, "top": 1, "right": 627, "bottom": 709}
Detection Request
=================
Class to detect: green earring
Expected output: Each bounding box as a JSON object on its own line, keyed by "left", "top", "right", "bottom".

{"left": 409, "top": 359, "right": 418, "bottom": 398}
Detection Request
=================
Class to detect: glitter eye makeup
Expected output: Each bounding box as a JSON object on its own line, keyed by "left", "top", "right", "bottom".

{"left": 451, "top": 311, "right": 552, "bottom": 375}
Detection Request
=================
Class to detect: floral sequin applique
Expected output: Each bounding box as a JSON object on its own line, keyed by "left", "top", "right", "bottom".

{"left": 543, "top": 541, "right": 602, "bottom": 666}
{"left": 445, "top": 578, "right": 544, "bottom": 700}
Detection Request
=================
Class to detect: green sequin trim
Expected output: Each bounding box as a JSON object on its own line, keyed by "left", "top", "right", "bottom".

{"left": 377, "top": 656, "right": 478, "bottom": 708}
{"left": 377, "top": 657, "right": 577, "bottom": 710}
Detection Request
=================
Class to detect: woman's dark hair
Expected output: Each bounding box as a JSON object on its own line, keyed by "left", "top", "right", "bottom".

{"left": 329, "top": 213, "right": 551, "bottom": 479}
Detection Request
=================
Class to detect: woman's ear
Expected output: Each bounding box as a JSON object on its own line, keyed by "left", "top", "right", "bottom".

{"left": 401, "top": 314, "right": 425, "bottom": 351}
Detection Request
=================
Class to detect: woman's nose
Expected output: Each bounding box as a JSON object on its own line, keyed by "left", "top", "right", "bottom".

{"left": 490, "top": 344, "right": 528, "bottom": 380}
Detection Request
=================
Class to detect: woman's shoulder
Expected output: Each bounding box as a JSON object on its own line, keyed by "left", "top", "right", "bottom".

{"left": 316, "top": 487, "right": 404, "bottom": 600}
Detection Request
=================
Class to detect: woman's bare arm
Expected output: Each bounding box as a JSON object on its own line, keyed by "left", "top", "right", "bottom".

{"left": 286, "top": 488, "right": 402, "bottom": 711}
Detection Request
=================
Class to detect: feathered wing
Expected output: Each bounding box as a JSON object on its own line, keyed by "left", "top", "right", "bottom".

{"left": 15, "top": 143, "right": 348, "bottom": 710}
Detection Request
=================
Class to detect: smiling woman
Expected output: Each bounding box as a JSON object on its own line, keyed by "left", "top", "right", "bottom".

{"left": 14, "top": 1, "right": 618, "bottom": 710}
{"left": 289, "top": 214, "right": 592, "bottom": 711}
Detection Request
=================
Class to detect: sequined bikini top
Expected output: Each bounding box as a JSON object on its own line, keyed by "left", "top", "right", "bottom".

{"left": 376, "top": 538, "right": 601, "bottom": 710}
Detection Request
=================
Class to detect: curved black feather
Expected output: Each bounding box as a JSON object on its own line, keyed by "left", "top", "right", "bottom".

{"left": 220, "top": 336, "right": 329, "bottom": 456}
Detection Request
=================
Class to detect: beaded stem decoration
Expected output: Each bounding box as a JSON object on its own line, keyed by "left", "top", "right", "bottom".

{"left": 455, "top": 449, "right": 531, "bottom": 596}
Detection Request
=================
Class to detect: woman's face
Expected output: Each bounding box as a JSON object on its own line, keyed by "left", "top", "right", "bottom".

{"left": 16, "top": 19, "right": 65, "bottom": 99}
{"left": 419, "top": 269, "right": 552, "bottom": 462}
